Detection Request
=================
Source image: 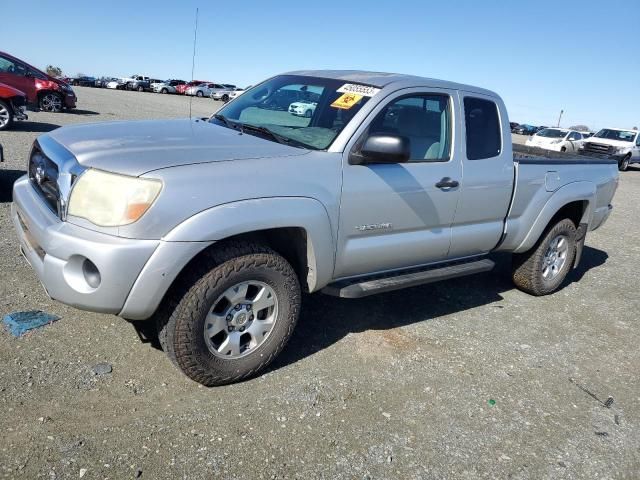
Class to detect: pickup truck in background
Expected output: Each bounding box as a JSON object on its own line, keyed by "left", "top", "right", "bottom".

{"left": 579, "top": 127, "right": 640, "bottom": 171}
{"left": 11, "top": 70, "right": 618, "bottom": 386}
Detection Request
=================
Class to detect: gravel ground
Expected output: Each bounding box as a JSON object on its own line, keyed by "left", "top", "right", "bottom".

{"left": 1, "top": 87, "right": 639, "bottom": 479}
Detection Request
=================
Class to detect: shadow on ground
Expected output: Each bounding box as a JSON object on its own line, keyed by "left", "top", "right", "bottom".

{"left": 0, "top": 169, "right": 25, "bottom": 202}
{"left": 132, "top": 247, "right": 608, "bottom": 375}
{"left": 11, "top": 121, "right": 61, "bottom": 133}
{"left": 69, "top": 109, "right": 100, "bottom": 116}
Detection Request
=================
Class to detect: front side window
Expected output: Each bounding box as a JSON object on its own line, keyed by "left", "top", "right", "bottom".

{"left": 568, "top": 132, "right": 581, "bottom": 141}
{"left": 464, "top": 97, "right": 501, "bottom": 160}
{"left": 363, "top": 94, "right": 452, "bottom": 162}
{"left": 212, "top": 75, "right": 374, "bottom": 150}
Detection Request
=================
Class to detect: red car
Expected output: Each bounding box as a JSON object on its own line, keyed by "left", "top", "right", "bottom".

{"left": 176, "top": 80, "right": 208, "bottom": 95}
{"left": 0, "top": 51, "right": 76, "bottom": 112}
{"left": 0, "top": 82, "right": 28, "bottom": 131}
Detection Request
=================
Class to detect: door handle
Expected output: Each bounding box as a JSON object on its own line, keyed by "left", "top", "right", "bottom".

{"left": 435, "top": 177, "right": 459, "bottom": 189}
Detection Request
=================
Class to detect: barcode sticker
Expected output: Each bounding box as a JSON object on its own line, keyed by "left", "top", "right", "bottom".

{"left": 337, "top": 84, "right": 381, "bottom": 97}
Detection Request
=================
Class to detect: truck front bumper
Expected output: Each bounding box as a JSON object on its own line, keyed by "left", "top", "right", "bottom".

{"left": 12, "top": 176, "right": 213, "bottom": 320}
{"left": 12, "top": 176, "right": 159, "bottom": 315}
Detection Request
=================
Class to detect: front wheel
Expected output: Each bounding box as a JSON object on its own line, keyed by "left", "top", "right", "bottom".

{"left": 157, "top": 242, "right": 301, "bottom": 386}
{"left": 196, "top": 90, "right": 203, "bottom": 97}
{"left": 161, "top": 88, "right": 168, "bottom": 94}
{"left": 619, "top": 154, "right": 631, "bottom": 172}
{"left": 512, "top": 219, "right": 577, "bottom": 296}
{"left": 137, "top": 85, "right": 144, "bottom": 92}
{"left": 222, "top": 94, "right": 229, "bottom": 102}
{"left": 0, "top": 99, "right": 13, "bottom": 131}
{"left": 39, "top": 92, "right": 63, "bottom": 112}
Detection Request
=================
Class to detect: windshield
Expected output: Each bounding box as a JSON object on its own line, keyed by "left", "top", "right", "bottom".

{"left": 594, "top": 129, "right": 637, "bottom": 142}
{"left": 211, "top": 75, "right": 376, "bottom": 150}
{"left": 536, "top": 129, "right": 567, "bottom": 138}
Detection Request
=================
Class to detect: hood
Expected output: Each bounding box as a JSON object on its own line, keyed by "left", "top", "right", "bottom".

{"left": 586, "top": 137, "right": 635, "bottom": 148}
{"left": 43, "top": 118, "right": 308, "bottom": 176}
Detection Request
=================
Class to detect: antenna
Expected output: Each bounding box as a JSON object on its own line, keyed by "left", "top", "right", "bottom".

{"left": 189, "top": 7, "right": 199, "bottom": 119}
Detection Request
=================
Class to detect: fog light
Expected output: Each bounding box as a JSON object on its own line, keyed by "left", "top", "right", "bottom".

{"left": 82, "top": 259, "right": 101, "bottom": 288}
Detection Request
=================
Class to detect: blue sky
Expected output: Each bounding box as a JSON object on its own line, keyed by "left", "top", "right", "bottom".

{"left": 3, "top": 0, "right": 639, "bottom": 130}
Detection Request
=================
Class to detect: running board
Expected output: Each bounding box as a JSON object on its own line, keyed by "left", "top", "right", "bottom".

{"left": 322, "top": 259, "right": 495, "bottom": 299}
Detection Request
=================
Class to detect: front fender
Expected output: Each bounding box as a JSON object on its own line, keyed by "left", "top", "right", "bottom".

{"left": 512, "top": 181, "right": 595, "bottom": 253}
{"left": 163, "top": 196, "right": 336, "bottom": 291}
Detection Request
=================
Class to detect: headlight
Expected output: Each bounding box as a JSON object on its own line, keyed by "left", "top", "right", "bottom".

{"left": 68, "top": 170, "right": 162, "bottom": 227}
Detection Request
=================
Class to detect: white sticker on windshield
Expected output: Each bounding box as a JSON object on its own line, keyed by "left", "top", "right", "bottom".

{"left": 337, "top": 83, "right": 380, "bottom": 97}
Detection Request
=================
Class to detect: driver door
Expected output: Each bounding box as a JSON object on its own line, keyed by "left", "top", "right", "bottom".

{"left": 334, "top": 88, "right": 462, "bottom": 279}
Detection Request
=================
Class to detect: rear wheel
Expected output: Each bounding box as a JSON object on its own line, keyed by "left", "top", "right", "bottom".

{"left": 512, "top": 219, "right": 577, "bottom": 296}
{"left": 161, "top": 88, "right": 168, "bottom": 94}
{"left": 560, "top": 146, "right": 567, "bottom": 153}
{"left": 305, "top": 109, "right": 312, "bottom": 118}
{"left": 0, "top": 100, "right": 13, "bottom": 131}
{"left": 39, "top": 92, "right": 63, "bottom": 112}
{"left": 196, "top": 90, "right": 203, "bottom": 97}
{"left": 137, "top": 85, "right": 144, "bottom": 92}
{"left": 156, "top": 242, "right": 301, "bottom": 386}
{"left": 619, "top": 154, "right": 631, "bottom": 172}
{"left": 222, "top": 94, "right": 229, "bottom": 102}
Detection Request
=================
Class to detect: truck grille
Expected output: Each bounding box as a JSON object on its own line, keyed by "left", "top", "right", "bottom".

{"left": 28, "top": 146, "right": 62, "bottom": 217}
{"left": 582, "top": 142, "right": 613, "bottom": 155}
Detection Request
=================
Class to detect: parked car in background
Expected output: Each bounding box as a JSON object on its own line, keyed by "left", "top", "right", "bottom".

{"left": 106, "top": 80, "right": 125, "bottom": 89}
{"left": 535, "top": 126, "right": 548, "bottom": 133}
{"left": 513, "top": 124, "right": 537, "bottom": 135}
{"left": 153, "top": 80, "right": 186, "bottom": 94}
{"left": 289, "top": 99, "right": 318, "bottom": 117}
{"left": 228, "top": 86, "right": 249, "bottom": 101}
{"left": 0, "top": 82, "right": 28, "bottom": 131}
{"left": 11, "top": 70, "right": 619, "bottom": 386}
{"left": 210, "top": 86, "right": 241, "bottom": 102}
{"left": 148, "top": 79, "right": 164, "bottom": 91}
{"left": 176, "top": 80, "right": 207, "bottom": 95}
{"left": 0, "top": 51, "right": 76, "bottom": 112}
{"left": 186, "top": 82, "right": 231, "bottom": 97}
{"left": 125, "top": 75, "right": 151, "bottom": 92}
{"left": 95, "top": 77, "right": 118, "bottom": 88}
{"left": 72, "top": 76, "right": 96, "bottom": 87}
{"left": 510, "top": 122, "right": 520, "bottom": 131}
{"left": 526, "top": 128, "right": 585, "bottom": 152}
{"left": 580, "top": 128, "right": 640, "bottom": 171}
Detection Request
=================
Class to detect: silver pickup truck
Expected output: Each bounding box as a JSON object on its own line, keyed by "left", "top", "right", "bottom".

{"left": 11, "top": 70, "right": 618, "bottom": 386}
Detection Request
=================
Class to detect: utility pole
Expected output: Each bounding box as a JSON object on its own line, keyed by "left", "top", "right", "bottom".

{"left": 557, "top": 109, "right": 564, "bottom": 127}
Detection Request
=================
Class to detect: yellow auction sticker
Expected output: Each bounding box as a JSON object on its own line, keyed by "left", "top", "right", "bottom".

{"left": 331, "top": 93, "right": 363, "bottom": 110}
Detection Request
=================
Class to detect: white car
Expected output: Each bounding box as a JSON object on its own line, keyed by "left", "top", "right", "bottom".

{"left": 106, "top": 80, "right": 123, "bottom": 89}
{"left": 526, "top": 128, "right": 585, "bottom": 152}
{"left": 580, "top": 127, "right": 640, "bottom": 171}
{"left": 185, "top": 83, "right": 230, "bottom": 97}
{"left": 153, "top": 80, "right": 186, "bottom": 94}
{"left": 288, "top": 100, "right": 317, "bottom": 117}
{"left": 211, "top": 86, "right": 243, "bottom": 102}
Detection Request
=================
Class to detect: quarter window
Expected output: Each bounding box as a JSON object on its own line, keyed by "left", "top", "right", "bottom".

{"left": 464, "top": 97, "right": 501, "bottom": 160}
{"left": 366, "top": 94, "right": 452, "bottom": 162}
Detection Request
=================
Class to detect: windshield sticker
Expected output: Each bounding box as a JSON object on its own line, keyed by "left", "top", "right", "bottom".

{"left": 337, "top": 84, "right": 380, "bottom": 97}
{"left": 331, "top": 93, "right": 364, "bottom": 110}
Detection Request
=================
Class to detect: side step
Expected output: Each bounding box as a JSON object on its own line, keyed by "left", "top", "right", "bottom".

{"left": 322, "top": 258, "right": 495, "bottom": 299}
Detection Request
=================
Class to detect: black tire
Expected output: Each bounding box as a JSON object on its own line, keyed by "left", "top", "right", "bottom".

{"left": 196, "top": 90, "right": 203, "bottom": 97}
{"left": 560, "top": 146, "right": 567, "bottom": 153}
{"left": 137, "top": 85, "right": 144, "bottom": 92}
{"left": 39, "top": 92, "right": 63, "bottom": 112}
{"left": 222, "top": 94, "right": 229, "bottom": 102}
{"left": 0, "top": 99, "right": 14, "bottom": 131}
{"left": 619, "top": 154, "right": 631, "bottom": 172}
{"left": 512, "top": 219, "right": 577, "bottom": 296}
{"left": 156, "top": 242, "right": 301, "bottom": 386}
{"left": 161, "top": 88, "right": 168, "bottom": 94}
{"left": 305, "top": 109, "right": 312, "bottom": 118}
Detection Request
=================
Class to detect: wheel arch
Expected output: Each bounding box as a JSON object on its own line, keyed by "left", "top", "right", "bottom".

{"left": 513, "top": 182, "right": 595, "bottom": 253}
{"left": 119, "top": 197, "right": 335, "bottom": 320}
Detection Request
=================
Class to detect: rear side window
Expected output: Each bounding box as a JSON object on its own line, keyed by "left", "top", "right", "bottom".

{"left": 464, "top": 97, "right": 501, "bottom": 160}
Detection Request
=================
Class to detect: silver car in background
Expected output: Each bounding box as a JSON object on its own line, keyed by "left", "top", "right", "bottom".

{"left": 185, "top": 82, "right": 232, "bottom": 97}
{"left": 153, "top": 80, "right": 186, "bottom": 94}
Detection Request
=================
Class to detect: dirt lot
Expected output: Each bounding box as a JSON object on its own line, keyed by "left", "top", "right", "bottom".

{"left": 1, "top": 88, "right": 639, "bottom": 479}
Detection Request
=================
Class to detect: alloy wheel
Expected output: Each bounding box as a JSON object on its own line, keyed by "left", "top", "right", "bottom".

{"left": 542, "top": 235, "right": 569, "bottom": 280}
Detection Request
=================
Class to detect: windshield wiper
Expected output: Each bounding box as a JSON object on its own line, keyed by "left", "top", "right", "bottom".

{"left": 212, "top": 113, "right": 233, "bottom": 128}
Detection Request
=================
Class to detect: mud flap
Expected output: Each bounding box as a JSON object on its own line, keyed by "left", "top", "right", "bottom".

{"left": 573, "top": 223, "right": 587, "bottom": 268}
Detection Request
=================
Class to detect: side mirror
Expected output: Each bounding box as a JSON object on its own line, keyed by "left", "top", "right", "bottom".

{"left": 349, "top": 134, "right": 411, "bottom": 165}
